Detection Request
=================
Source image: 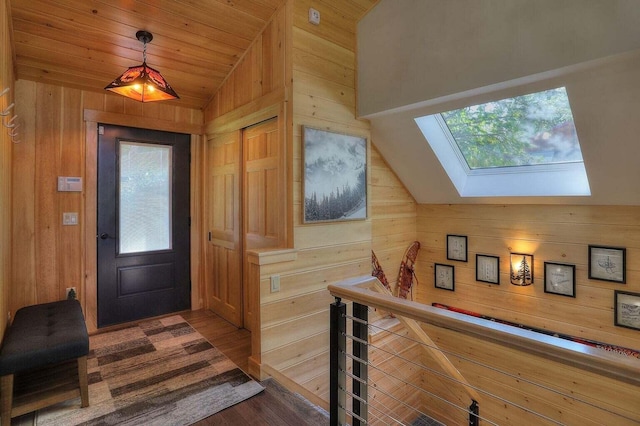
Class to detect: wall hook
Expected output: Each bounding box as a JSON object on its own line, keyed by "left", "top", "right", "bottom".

{"left": 1, "top": 87, "right": 19, "bottom": 142}
{"left": 3, "top": 115, "right": 17, "bottom": 128}
{"left": 0, "top": 102, "right": 14, "bottom": 117}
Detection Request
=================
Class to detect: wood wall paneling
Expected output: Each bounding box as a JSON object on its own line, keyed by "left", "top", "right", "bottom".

{"left": 202, "top": 0, "right": 388, "bottom": 405}
{"left": 0, "top": 0, "right": 14, "bottom": 337}
{"left": 11, "top": 82, "right": 36, "bottom": 315}
{"left": 416, "top": 204, "right": 640, "bottom": 352}
{"left": 204, "top": 7, "right": 287, "bottom": 122}
{"left": 225, "top": 0, "right": 418, "bottom": 408}
{"left": 370, "top": 145, "right": 417, "bottom": 292}
{"left": 12, "top": 81, "right": 203, "bottom": 333}
{"left": 260, "top": 0, "right": 374, "bottom": 404}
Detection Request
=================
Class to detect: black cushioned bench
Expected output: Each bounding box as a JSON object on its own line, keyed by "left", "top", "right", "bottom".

{"left": 0, "top": 300, "right": 89, "bottom": 424}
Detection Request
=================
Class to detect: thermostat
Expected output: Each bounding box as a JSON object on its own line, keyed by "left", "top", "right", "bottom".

{"left": 57, "top": 176, "right": 83, "bottom": 192}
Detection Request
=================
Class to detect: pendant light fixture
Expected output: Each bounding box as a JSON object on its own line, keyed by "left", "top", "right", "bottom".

{"left": 105, "top": 30, "right": 179, "bottom": 102}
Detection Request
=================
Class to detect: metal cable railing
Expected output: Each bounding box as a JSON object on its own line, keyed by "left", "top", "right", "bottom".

{"left": 329, "top": 276, "right": 640, "bottom": 426}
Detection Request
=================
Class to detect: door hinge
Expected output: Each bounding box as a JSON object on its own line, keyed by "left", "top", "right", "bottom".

{"left": 208, "top": 231, "right": 212, "bottom": 241}
{"left": 188, "top": 217, "right": 191, "bottom": 227}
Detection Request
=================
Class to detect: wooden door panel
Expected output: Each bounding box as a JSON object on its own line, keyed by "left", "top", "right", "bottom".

{"left": 206, "top": 130, "right": 242, "bottom": 327}
{"left": 264, "top": 167, "right": 279, "bottom": 238}
{"left": 243, "top": 118, "right": 282, "bottom": 329}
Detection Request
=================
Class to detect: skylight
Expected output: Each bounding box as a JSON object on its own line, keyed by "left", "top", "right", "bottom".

{"left": 415, "top": 87, "right": 591, "bottom": 197}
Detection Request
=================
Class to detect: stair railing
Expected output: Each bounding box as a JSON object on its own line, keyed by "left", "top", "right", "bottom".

{"left": 328, "top": 275, "right": 640, "bottom": 425}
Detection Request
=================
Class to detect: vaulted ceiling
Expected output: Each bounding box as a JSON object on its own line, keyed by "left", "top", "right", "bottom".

{"left": 8, "top": 0, "right": 376, "bottom": 110}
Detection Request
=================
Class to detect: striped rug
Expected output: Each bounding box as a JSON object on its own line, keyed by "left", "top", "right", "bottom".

{"left": 35, "top": 315, "right": 264, "bottom": 425}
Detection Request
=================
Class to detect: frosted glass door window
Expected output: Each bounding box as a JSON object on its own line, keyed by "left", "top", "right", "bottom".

{"left": 119, "top": 141, "right": 172, "bottom": 254}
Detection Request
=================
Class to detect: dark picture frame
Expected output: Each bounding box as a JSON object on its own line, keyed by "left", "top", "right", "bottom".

{"left": 614, "top": 290, "right": 640, "bottom": 331}
{"left": 588, "top": 245, "right": 626, "bottom": 284}
{"left": 302, "top": 126, "right": 367, "bottom": 223}
{"left": 476, "top": 254, "right": 500, "bottom": 284}
{"left": 544, "top": 262, "right": 576, "bottom": 297}
{"left": 434, "top": 263, "right": 455, "bottom": 291}
{"left": 446, "top": 234, "right": 467, "bottom": 262}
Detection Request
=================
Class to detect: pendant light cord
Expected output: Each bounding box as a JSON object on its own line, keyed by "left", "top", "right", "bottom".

{"left": 142, "top": 40, "right": 147, "bottom": 63}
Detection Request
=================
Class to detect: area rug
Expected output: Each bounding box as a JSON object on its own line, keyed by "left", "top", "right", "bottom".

{"left": 35, "top": 315, "right": 264, "bottom": 425}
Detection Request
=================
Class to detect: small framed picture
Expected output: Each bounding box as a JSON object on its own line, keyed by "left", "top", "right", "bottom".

{"left": 544, "top": 262, "right": 576, "bottom": 297}
{"left": 476, "top": 254, "right": 500, "bottom": 284}
{"left": 434, "top": 263, "right": 455, "bottom": 291}
{"left": 614, "top": 290, "right": 640, "bottom": 331}
{"left": 588, "top": 245, "right": 625, "bottom": 283}
{"left": 446, "top": 235, "right": 467, "bottom": 262}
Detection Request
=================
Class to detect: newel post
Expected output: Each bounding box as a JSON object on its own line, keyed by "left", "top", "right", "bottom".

{"left": 330, "top": 298, "right": 346, "bottom": 426}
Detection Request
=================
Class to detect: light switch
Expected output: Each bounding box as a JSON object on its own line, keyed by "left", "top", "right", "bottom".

{"left": 63, "top": 212, "right": 78, "bottom": 226}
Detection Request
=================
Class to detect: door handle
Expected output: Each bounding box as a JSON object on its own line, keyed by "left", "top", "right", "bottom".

{"left": 99, "top": 233, "right": 113, "bottom": 240}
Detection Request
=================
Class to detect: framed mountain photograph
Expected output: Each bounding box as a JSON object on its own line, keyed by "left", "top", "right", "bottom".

{"left": 303, "top": 127, "right": 367, "bottom": 223}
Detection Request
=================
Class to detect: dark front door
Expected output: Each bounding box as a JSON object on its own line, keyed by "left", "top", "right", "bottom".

{"left": 97, "top": 124, "right": 190, "bottom": 327}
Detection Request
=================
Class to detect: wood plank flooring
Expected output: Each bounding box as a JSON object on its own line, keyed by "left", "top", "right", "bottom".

{"left": 183, "top": 309, "right": 329, "bottom": 426}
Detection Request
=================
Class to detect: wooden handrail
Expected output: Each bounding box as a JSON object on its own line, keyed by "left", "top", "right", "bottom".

{"left": 369, "top": 279, "right": 481, "bottom": 403}
{"left": 328, "top": 276, "right": 640, "bottom": 387}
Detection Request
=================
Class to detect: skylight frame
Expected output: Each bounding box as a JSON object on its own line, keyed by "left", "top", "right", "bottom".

{"left": 414, "top": 88, "right": 591, "bottom": 198}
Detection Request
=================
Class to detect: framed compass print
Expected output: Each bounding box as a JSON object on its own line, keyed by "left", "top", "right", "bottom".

{"left": 544, "top": 262, "right": 576, "bottom": 297}
{"left": 446, "top": 235, "right": 467, "bottom": 262}
{"left": 588, "top": 245, "right": 625, "bottom": 284}
{"left": 434, "top": 263, "right": 455, "bottom": 291}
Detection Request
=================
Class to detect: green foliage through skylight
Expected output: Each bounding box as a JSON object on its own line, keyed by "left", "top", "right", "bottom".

{"left": 440, "top": 87, "right": 583, "bottom": 169}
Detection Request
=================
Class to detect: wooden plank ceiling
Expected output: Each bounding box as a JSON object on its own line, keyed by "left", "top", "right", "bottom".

{"left": 9, "top": 0, "right": 378, "bottom": 110}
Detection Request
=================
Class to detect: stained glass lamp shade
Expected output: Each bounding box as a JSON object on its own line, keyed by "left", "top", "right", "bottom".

{"left": 105, "top": 31, "right": 179, "bottom": 102}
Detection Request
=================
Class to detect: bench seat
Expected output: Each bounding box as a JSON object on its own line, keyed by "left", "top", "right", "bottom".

{"left": 0, "top": 300, "right": 89, "bottom": 423}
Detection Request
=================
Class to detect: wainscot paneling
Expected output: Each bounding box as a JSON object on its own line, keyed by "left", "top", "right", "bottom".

{"left": 423, "top": 322, "right": 640, "bottom": 425}
{"left": 12, "top": 80, "right": 203, "bottom": 332}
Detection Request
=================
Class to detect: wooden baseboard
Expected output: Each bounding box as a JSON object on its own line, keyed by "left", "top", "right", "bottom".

{"left": 260, "top": 363, "right": 329, "bottom": 411}
{"left": 248, "top": 356, "right": 266, "bottom": 381}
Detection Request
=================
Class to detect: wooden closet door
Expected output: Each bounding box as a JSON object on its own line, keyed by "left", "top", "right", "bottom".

{"left": 243, "top": 118, "right": 282, "bottom": 329}
{"left": 206, "top": 130, "right": 243, "bottom": 327}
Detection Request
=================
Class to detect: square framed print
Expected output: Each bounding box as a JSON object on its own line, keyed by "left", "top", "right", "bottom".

{"left": 303, "top": 126, "right": 367, "bottom": 223}
{"left": 544, "top": 262, "right": 576, "bottom": 297}
{"left": 476, "top": 254, "right": 500, "bottom": 284}
{"left": 434, "top": 263, "right": 455, "bottom": 291}
{"left": 614, "top": 290, "right": 640, "bottom": 331}
{"left": 588, "top": 245, "right": 625, "bottom": 283}
{"left": 446, "top": 234, "right": 467, "bottom": 262}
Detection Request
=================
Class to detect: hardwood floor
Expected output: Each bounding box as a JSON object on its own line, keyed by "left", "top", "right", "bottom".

{"left": 181, "top": 309, "right": 252, "bottom": 372}
{"left": 182, "top": 309, "right": 329, "bottom": 426}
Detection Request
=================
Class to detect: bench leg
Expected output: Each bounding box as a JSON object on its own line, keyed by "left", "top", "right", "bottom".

{"left": 77, "top": 356, "right": 89, "bottom": 408}
{"left": 1, "top": 374, "right": 13, "bottom": 425}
